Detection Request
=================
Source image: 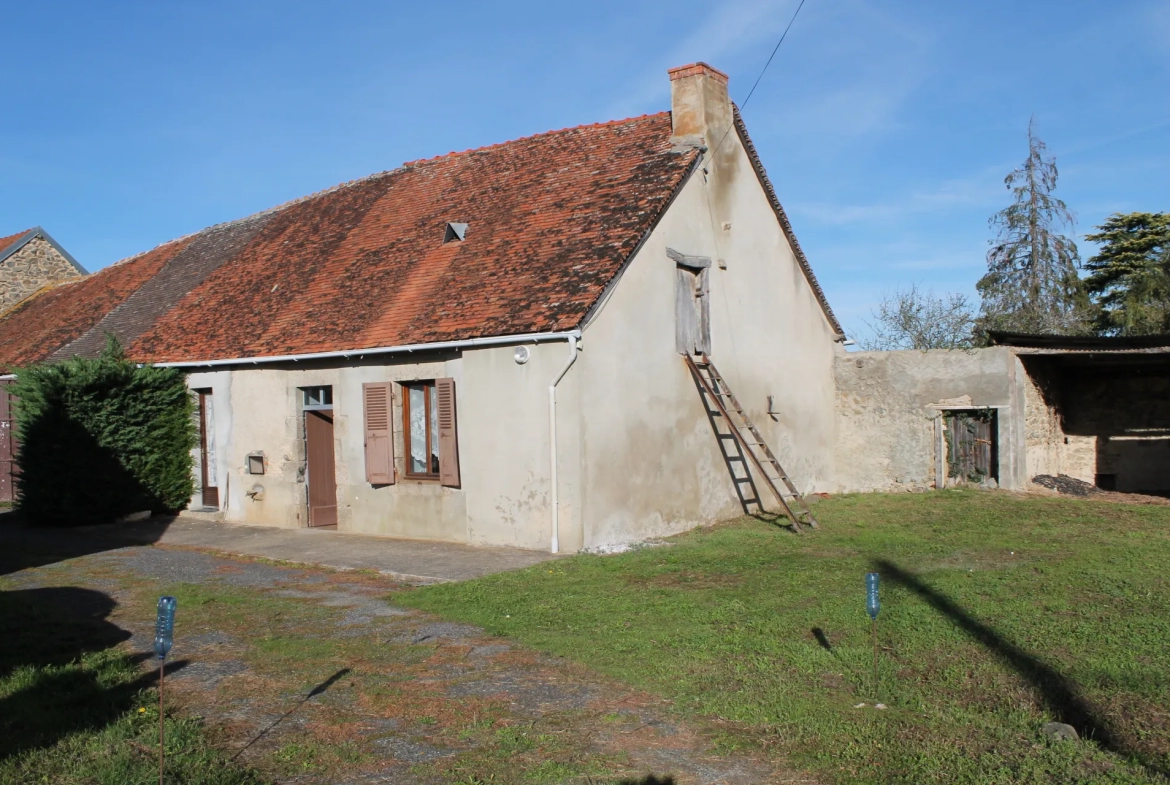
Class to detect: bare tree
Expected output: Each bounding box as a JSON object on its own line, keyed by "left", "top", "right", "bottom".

{"left": 860, "top": 285, "right": 976, "bottom": 351}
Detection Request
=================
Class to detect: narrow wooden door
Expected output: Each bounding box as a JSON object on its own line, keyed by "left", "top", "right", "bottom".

{"left": 198, "top": 391, "right": 219, "bottom": 509}
{"left": 0, "top": 379, "right": 14, "bottom": 503}
{"left": 675, "top": 264, "right": 710, "bottom": 355}
{"left": 305, "top": 410, "right": 338, "bottom": 527}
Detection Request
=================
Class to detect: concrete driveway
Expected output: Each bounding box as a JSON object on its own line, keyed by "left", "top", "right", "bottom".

{"left": 93, "top": 515, "right": 566, "bottom": 584}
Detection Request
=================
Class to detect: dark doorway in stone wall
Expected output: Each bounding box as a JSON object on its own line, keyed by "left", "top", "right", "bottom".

{"left": 1017, "top": 347, "right": 1170, "bottom": 495}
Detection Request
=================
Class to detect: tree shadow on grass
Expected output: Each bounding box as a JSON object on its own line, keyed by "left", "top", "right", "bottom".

{"left": 0, "top": 509, "right": 174, "bottom": 578}
{"left": 231, "top": 667, "right": 352, "bottom": 760}
{"left": 0, "top": 585, "right": 187, "bottom": 761}
{"left": 0, "top": 407, "right": 181, "bottom": 578}
{"left": 874, "top": 558, "right": 1168, "bottom": 780}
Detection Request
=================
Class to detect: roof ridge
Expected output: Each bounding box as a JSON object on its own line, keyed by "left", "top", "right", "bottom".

{"left": 93, "top": 113, "right": 671, "bottom": 275}
{"left": 402, "top": 112, "right": 670, "bottom": 167}
{"left": 90, "top": 168, "right": 405, "bottom": 274}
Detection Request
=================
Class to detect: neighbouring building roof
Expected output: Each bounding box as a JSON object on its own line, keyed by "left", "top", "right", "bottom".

{"left": 0, "top": 226, "right": 87, "bottom": 273}
{"left": 0, "top": 108, "right": 840, "bottom": 369}
{"left": 989, "top": 331, "right": 1170, "bottom": 352}
{"left": 0, "top": 229, "right": 32, "bottom": 256}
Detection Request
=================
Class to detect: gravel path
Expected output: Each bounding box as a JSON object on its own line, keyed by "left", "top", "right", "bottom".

{"left": 1, "top": 526, "right": 810, "bottom": 785}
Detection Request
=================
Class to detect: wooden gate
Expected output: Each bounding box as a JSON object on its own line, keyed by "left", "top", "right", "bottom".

{"left": 944, "top": 409, "right": 997, "bottom": 483}
{"left": 0, "top": 378, "right": 14, "bottom": 503}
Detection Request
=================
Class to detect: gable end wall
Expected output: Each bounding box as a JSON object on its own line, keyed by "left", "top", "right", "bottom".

{"left": 575, "top": 130, "right": 839, "bottom": 550}
{"left": 0, "top": 236, "right": 83, "bottom": 311}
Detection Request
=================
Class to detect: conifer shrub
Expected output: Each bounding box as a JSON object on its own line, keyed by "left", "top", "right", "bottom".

{"left": 11, "top": 337, "right": 196, "bottom": 525}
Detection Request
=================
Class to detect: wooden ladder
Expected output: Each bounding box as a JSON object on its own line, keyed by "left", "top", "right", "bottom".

{"left": 685, "top": 354, "right": 819, "bottom": 533}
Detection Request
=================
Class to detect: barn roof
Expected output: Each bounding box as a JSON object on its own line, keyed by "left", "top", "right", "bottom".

{"left": 1, "top": 113, "right": 705, "bottom": 369}
{"left": 0, "top": 107, "right": 842, "bottom": 369}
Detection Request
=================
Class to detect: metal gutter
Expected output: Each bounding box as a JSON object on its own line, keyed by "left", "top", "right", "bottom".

{"left": 153, "top": 330, "right": 584, "bottom": 369}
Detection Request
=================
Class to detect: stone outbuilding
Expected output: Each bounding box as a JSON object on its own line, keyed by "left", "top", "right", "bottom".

{"left": 834, "top": 332, "right": 1170, "bottom": 496}
{"left": 0, "top": 227, "right": 86, "bottom": 312}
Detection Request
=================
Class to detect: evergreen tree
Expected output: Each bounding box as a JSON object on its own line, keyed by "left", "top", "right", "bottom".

{"left": 1084, "top": 212, "right": 1170, "bottom": 336}
{"left": 12, "top": 335, "right": 196, "bottom": 525}
{"left": 976, "top": 120, "right": 1086, "bottom": 336}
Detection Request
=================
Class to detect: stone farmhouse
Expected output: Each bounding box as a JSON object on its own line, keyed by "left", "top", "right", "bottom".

{"left": 0, "top": 227, "right": 85, "bottom": 312}
{"left": 2, "top": 63, "right": 1165, "bottom": 547}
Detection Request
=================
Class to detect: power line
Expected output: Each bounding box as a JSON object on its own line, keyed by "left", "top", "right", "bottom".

{"left": 708, "top": 0, "right": 809, "bottom": 161}
{"left": 740, "top": 0, "right": 808, "bottom": 113}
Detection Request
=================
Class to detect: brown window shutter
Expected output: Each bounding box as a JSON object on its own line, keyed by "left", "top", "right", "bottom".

{"left": 436, "top": 377, "right": 460, "bottom": 487}
{"left": 363, "top": 382, "right": 395, "bottom": 484}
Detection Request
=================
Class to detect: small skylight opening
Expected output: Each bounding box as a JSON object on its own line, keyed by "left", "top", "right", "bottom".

{"left": 444, "top": 222, "right": 468, "bottom": 243}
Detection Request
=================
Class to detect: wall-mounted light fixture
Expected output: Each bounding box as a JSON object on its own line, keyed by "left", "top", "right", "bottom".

{"left": 246, "top": 452, "right": 266, "bottom": 475}
{"left": 513, "top": 346, "right": 531, "bottom": 365}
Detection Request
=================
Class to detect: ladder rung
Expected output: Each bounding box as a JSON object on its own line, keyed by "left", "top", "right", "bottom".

{"left": 689, "top": 354, "right": 817, "bottom": 532}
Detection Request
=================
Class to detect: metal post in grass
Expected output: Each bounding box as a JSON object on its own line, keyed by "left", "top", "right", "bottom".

{"left": 154, "top": 596, "right": 177, "bottom": 785}
{"left": 865, "top": 573, "right": 880, "bottom": 697}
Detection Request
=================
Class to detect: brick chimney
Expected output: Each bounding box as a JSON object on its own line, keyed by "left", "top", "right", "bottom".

{"left": 668, "top": 62, "right": 731, "bottom": 149}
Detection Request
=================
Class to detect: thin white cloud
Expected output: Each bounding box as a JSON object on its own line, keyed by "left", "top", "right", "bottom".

{"left": 605, "top": 0, "right": 803, "bottom": 118}
{"left": 755, "top": 0, "right": 938, "bottom": 140}
{"left": 794, "top": 165, "right": 1008, "bottom": 227}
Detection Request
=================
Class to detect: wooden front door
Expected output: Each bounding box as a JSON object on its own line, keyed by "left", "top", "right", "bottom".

{"left": 305, "top": 410, "right": 338, "bottom": 527}
{"left": 198, "top": 390, "right": 219, "bottom": 509}
{"left": 0, "top": 379, "right": 15, "bottom": 503}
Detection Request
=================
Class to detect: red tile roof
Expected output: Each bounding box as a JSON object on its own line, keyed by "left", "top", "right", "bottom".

{"left": 0, "top": 113, "right": 702, "bottom": 367}
{"left": 0, "top": 240, "right": 189, "bottom": 370}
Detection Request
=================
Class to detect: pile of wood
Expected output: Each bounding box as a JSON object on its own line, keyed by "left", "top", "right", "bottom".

{"left": 1032, "top": 474, "right": 1097, "bottom": 497}
{"left": 1031, "top": 474, "right": 1170, "bottom": 505}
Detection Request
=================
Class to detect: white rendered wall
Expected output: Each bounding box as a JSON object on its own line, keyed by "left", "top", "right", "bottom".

{"left": 575, "top": 134, "right": 840, "bottom": 551}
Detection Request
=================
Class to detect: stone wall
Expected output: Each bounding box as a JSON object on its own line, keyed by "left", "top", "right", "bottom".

{"left": 834, "top": 347, "right": 1022, "bottom": 492}
{"left": 0, "top": 236, "right": 83, "bottom": 311}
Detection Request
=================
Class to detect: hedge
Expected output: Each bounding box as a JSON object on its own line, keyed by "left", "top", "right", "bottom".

{"left": 11, "top": 337, "right": 196, "bottom": 525}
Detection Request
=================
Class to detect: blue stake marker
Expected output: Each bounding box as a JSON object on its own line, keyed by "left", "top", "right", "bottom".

{"left": 154, "top": 596, "right": 176, "bottom": 785}
{"left": 866, "top": 573, "right": 880, "bottom": 620}
{"left": 865, "top": 573, "right": 880, "bottom": 697}
{"left": 155, "top": 596, "right": 176, "bottom": 661}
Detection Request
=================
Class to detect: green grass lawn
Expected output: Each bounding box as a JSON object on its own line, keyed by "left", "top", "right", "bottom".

{"left": 397, "top": 490, "right": 1170, "bottom": 785}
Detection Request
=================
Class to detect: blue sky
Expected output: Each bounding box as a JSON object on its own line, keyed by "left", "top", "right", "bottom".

{"left": 3, "top": 0, "right": 1167, "bottom": 338}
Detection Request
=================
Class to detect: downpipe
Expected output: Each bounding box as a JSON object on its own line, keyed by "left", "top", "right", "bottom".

{"left": 548, "top": 332, "right": 580, "bottom": 553}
